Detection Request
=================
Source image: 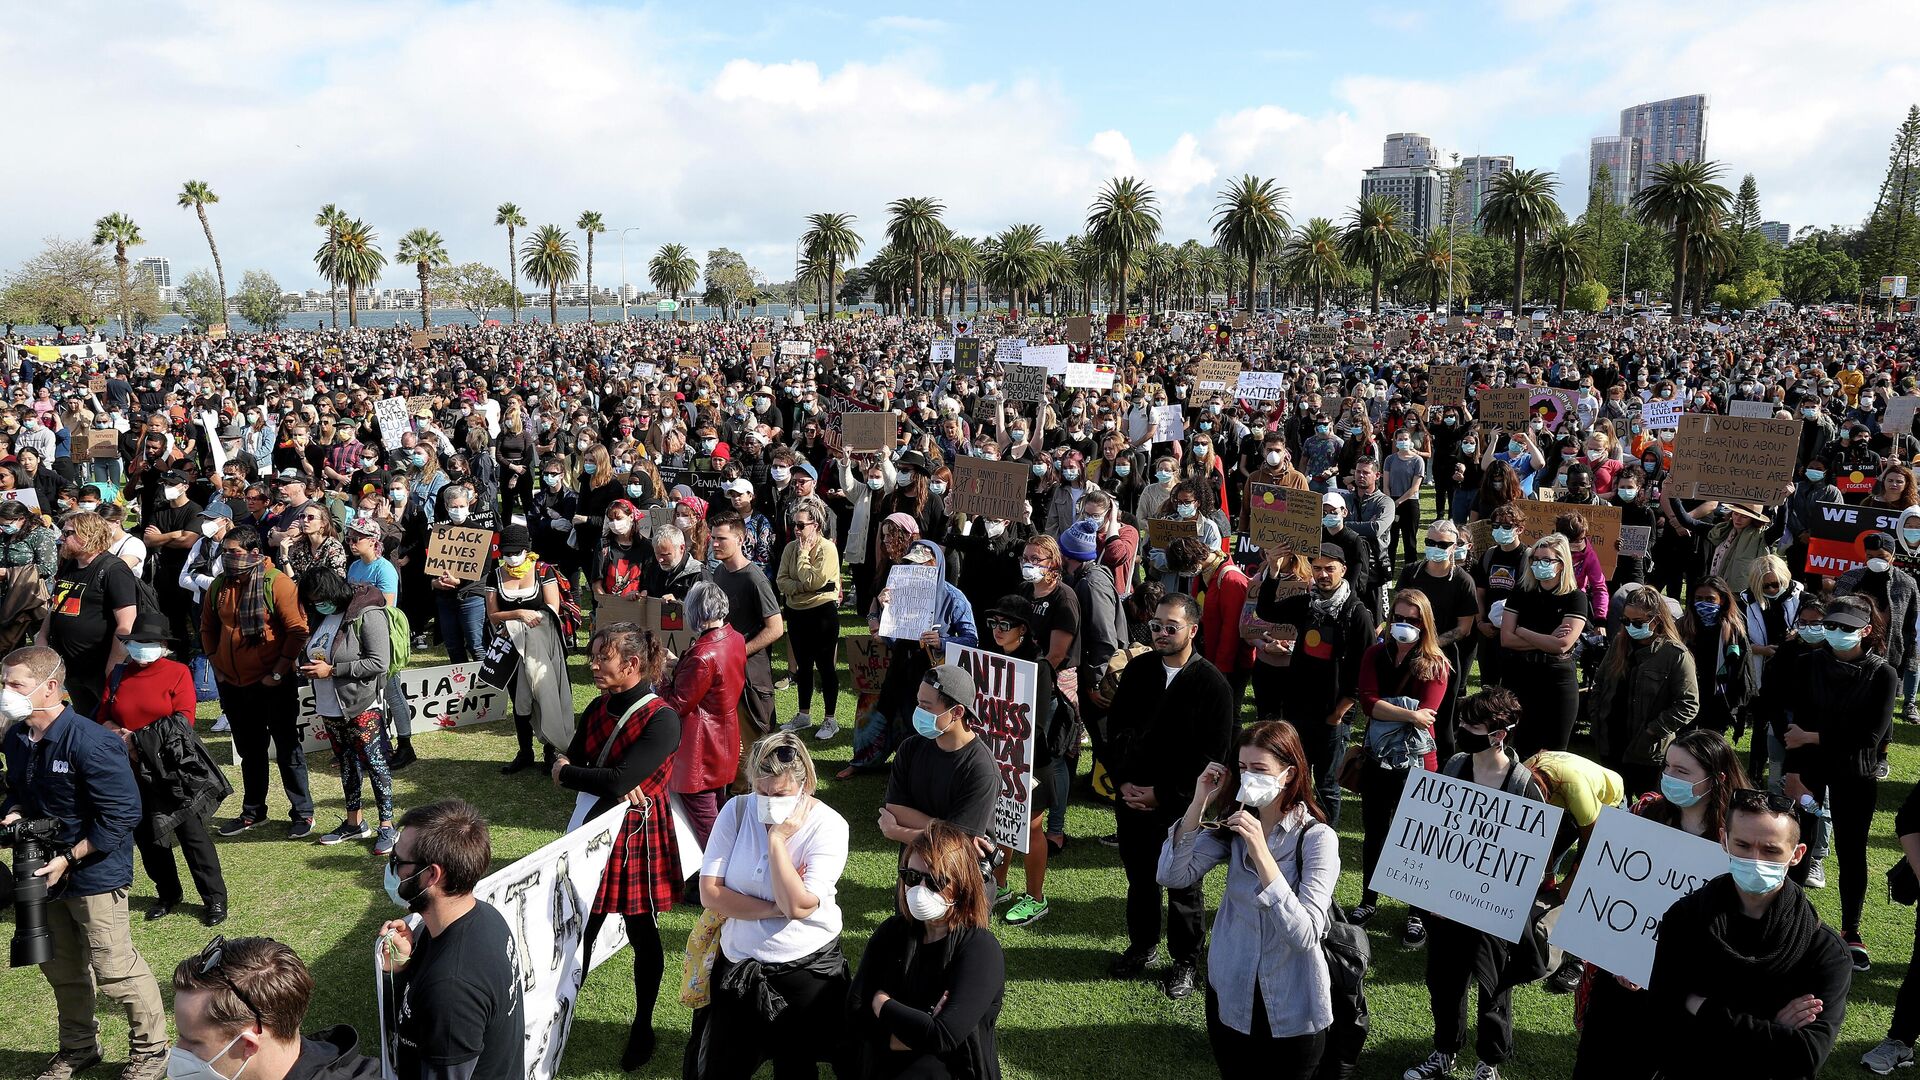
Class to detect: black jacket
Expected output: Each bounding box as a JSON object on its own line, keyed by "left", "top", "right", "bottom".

{"left": 1109, "top": 651, "right": 1234, "bottom": 810}
{"left": 128, "top": 712, "right": 232, "bottom": 848}
{"left": 286, "top": 1025, "right": 384, "bottom": 1080}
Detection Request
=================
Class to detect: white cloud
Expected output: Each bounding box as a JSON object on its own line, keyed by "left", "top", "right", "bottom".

{"left": 867, "top": 14, "right": 950, "bottom": 34}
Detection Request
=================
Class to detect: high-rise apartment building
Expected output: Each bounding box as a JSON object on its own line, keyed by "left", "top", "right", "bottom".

{"left": 1760, "top": 221, "right": 1792, "bottom": 246}
{"left": 1382, "top": 132, "right": 1437, "bottom": 168}
{"left": 1618, "top": 95, "right": 1708, "bottom": 191}
{"left": 1588, "top": 136, "right": 1640, "bottom": 207}
{"left": 1363, "top": 132, "right": 1444, "bottom": 235}
{"left": 138, "top": 256, "right": 171, "bottom": 287}
{"left": 1454, "top": 155, "right": 1513, "bottom": 232}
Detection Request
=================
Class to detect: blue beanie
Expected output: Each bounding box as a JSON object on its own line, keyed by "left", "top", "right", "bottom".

{"left": 1060, "top": 519, "right": 1100, "bottom": 562}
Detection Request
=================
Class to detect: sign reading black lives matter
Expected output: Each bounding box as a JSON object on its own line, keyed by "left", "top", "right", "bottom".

{"left": 1368, "top": 770, "right": 1563, "bottom": 942}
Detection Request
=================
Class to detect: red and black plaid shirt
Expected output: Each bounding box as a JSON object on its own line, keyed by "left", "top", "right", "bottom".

{"left": 582, "top": 694, "right": 679, "bottom": 916}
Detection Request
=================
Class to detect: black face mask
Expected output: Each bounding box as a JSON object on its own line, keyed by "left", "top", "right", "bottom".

{"left": 1454, "top": 726, "right": 1497, "bottom": 754}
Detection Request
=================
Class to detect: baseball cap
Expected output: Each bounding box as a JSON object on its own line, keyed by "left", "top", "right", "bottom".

{"left": 1825, "top": 605, "right": 1872, "bottom": 629}
{"left": 924, "top": 664, "right": 977, "bottom": 722}
{"left": 1322, "top": 492, "right": 1347, "bottom": 512}
{"left": 794, "top": 461, "right": 818, "bottom": 481}
{"left": 159, "top": 469, "right": 190, "bottom": 486}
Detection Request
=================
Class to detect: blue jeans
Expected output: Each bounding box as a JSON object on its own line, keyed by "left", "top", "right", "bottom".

{"left": 384, "top": 675, "right": 411, "bottom": 737}
{"left": 1047, "top": 757, "right": 1071, "bottom": 835}
{"left": 435, "top": 592, "right": 486, "bottom": 663}
{"left": 1449, "top": 489, "right": 1475, "bottom": 524}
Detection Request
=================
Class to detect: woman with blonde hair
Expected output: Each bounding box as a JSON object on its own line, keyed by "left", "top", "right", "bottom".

{"left": 570, "top": 442, "right": 620, "bottom": 560}
{"left": 1500, "top": 531, "right": 1590, "bottom": 757}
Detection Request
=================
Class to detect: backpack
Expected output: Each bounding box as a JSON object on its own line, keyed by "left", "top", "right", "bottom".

{"left": 124, "top": 563, "right": 165, "bottom": 630}
{"left": 539, "top": 561, "right": 584, "bottom": 648}
{"left": 1295, "top": 820, "right": 1371, "bottom": 1080}
{"left": 381, "top": 606, "right": 411, "bottom": 676}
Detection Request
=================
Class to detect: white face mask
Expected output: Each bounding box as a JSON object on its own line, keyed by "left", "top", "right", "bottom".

{"left": 504, "top": 552, "right": 529, "bottom": 569}
{"left": 126, "top": 642, "right": 167, "bottom": 665}
{"left": 608, "top": 518, "right": 634, "bottom": 537}
{"left": 983, "top": 520, "right": 1006, "bottom": 538}
{"left": 0, "top": 674, "right": 48, "bottom": 722}
{"left": 199, "top": 520, "right": 223, "bottom": 538}
{"left": 905, "top": 882, "right": 952, "bottom": 922}
{"left": 756, "top": 793, "right": 801, "bottom": 825}
{"left": 446, "top": 506, "right": 471, "bottom": 524}
{"left": 166, "top": 1031, "right": 250, "bottom": 1080}
{"left": 163, "top": 486, "right": 184, "bottom": 502}
{"left": 1236, "top": 771, "right": 1285, "bottom": 809}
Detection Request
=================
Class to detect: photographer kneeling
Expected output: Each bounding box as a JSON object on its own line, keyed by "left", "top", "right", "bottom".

{"left": 0, "top": 645, "right": 168, "bottom": 1080}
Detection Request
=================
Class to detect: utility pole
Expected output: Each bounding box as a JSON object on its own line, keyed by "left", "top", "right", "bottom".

{"left": 1621, "top": 240, "right": 1631, "bottom": 317}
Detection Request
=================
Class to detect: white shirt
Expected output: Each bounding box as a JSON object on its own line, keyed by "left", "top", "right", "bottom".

{"left": 109, "top": 534, "right": 148, "bottom": 578}
{"left": 307, "top": 613, "right": 344, "bottom": 716}
{"left": 703, "top": 793, "right": 848, "bottom": 964}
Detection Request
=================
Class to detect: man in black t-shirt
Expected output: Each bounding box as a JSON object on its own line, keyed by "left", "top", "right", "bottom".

{"left": 706, "top": 513, "right": 784, "bottom": 741}
{"left": 379, "top": 799, "right": 524, "bottom": 1080}
{"left": 44, "top": 512, "right": 140, "bottom": 716}
{"left": 880, "top": 664, "right": 998, "bottom": 848}
{"left": 142, "top": 468, "right": 203, "bottom": 652}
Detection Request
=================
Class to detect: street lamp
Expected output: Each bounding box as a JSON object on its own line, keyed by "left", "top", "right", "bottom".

{"left": 618, "top": 227, "right": 643, "bottom": 323}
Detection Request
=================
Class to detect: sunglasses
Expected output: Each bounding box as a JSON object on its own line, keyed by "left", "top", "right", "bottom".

{"left": 1621, "top": 617, "right": 1652, "bottom": 630}
{"left": 1820, "top": 620, "right": 1861, "bottom": 633}
{"left": 757, "top": 744, "right": 800, "bottom": 772}
{"left": 898, "top": 866, "right": 947, "bottom": 891}
{"left": 196, "top": 936, "right": 265, "bottom": 1033}
{"left": 1731, "top": 788, "right": 1795, "bottom": 814}
{"left": 1147, "top": 620, "right": 1187, "bottom": 636}
{"left": 985, "top": 618, "right": 1018, "bottom": 633}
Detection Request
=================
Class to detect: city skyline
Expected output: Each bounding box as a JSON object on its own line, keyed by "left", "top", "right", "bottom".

{"left": 4, "top": 0, "right": 1912, "bottom": 293}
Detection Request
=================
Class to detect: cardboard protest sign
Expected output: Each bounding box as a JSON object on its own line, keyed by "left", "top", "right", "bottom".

{"left": 877, "top": 563, "right": 941, "bottom": 641}
{"left": 751, "top": 341, "right": 772, "bottom": 359}
{"left": 954, "top": 337, "right": 981, "bottom": 375}
{"left": 846, "top": 634, "right": 892, "bottom": 695}
{"left": 82, "top": 428, "right": 121, "bottom": 459}
{"left": 374, "top": 397, "right": 412, "bottom": 450}
{"left": 1246, "top": 483, "right": 1323, "bottom": 552}
{"left": 1147, "top": 516, "right": 1202, "bottom": 548}
{"left": 840, "top": 410, "right": 897, "bottom": 453}
{"left": 409, "top": 330, "right": 430, "bottom": 350}
{"left": 1368, "top": 769, "right": 1563, "bottom": 942}
{"left": 1308, "top": 326, "right": 1338, "bottom": 346}
{"left": 1023, "top": 344, "right": 1070, "bottom": 376}
{"left": 591, "top": 593, "right": 648, "bottom": 633}
{"left": 1886, "top": 396, "right": 1920, "bottom": 436}
{"left": 1004, "top": 364, "right": 1049, "bottom": 404}
{"left": 1666, "top": 414, "right": 1799, "bottom": 506}
{"left": 1430, "top": 364, "right": 1466, "bottom": 404}
{"left": 950, "top": 457, "right": 1029, "bottom": 520}
{"left": 1065, "top": 316, "right": 1091, "bottom": 344}
{"left": 1617, "top": 525, "right": 1652, "bottom": 559}
{"left": 944, "top": 644, "right": 1041, "bottom": 853}
{"left": 1236, "top": 371, "right": 1285, "bottom": 400}
{"left": 1385, "top": 328, "right": 1409, "bottom": 347}
{"left": 1804, "top": 501, "right": 1913, "bottom": 576}
{"left": 424, "top": 525, "right": 494, "bottom": 582}
{"left": 1728, "top": 399, "right": 1777, "bottom": 419}
{"left": 1476, "top": 387, "right": 1532, "bottom": 428}
{"left": 1064, "top": 362, "right": 1115, "bottom": 390}
{"left": 1549, "top": 807, "right": 1729, "bottom": 986}
{"left": 88, "top": 373, "right": 108, "bottom": 394}
{"left": 1195, "top": 359, "right": 1240, "bottom": 392}
{"left": 1515, "top": 498, "right": 1623, "bottom": 577}
{"left": 1641, "top": 399, "right": 1683, "bottom": 430}
{"left": 288, "top": 661, "right": 508, "bottom": 756}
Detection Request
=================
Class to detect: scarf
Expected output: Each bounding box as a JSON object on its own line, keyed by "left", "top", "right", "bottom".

{"left": 1698, "top": 874, "right": 1823, "bottom": 980}
{"left": 225, "top": 554, "right": 270, "bottom": 643}
{"left": 1310, "top": 580, "right": 1351, "bottom": 617}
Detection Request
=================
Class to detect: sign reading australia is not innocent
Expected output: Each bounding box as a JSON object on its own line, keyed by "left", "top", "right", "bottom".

{"left": 1368, "top": 769, "right": 1562, "bottom": 942}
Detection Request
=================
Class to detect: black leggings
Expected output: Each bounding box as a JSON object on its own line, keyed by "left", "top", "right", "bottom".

{"left": 1505, "top": 657, "right": 1579, "bottom": 759}
{"left": 785, "top": 603, "right": 841, "bottom": 715}
{"left": 1392, "top": 497, "right": 1423, "bottom": 565}
{"left": 585, "top": 912, "right": 664, "bottom": 1031}
{"left": 1802, "top": 772, "right": 1877, "bottom": 934}
{"left": 1360, "top": 763, "right": 1415, "bottom": 908}
{"left": 1205, "top": 986, "right": 1326, "bottom": 1080}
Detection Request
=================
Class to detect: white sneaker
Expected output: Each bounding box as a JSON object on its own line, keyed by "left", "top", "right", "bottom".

{"left": 1806, "top": 858, "right": 1826, "bottom": 889}
{"left": 1863, "top": 1037, "right": 1915, "bottom": 1075}
{"left": 778, "top": 712, "right": 810, "bottom": 734}
{"left": 1403, "top": 1051, "right": 1455, "bottom": 1080}
{"left": 814, "top": 717, "right": 840, "bottom": 740}
{"left": 212, "top": 714, "right": 231, "bottom": 733}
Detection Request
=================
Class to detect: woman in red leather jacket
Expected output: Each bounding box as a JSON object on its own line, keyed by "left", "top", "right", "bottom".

{"left": 663, "top": 579, "right": 746, "bottom": 845}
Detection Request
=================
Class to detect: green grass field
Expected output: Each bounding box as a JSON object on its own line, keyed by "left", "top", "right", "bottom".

{"left": 1, "top": 621, "right": 1916, "bottom": 1080}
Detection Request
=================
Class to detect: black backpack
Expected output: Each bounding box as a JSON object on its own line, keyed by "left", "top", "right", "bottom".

{"left": 1295, "top": 820, "right": 1370, "bottom": 1080}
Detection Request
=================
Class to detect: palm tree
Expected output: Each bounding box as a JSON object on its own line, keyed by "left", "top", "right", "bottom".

{"left": 1534, "top": 224, "right": 1591, "bottom": 315}
{"left": 494, "top": 202, "right": 528, "bottom": 322}
{"left": 1478, "top": 168, "right": 1565, "bottom": 317}
{"left": 884, "top": 198, "right": 946, "bottom": 316}
{"left": 314, "top": 204, "right": 347, "bottom": 329}
{"left": 801, "top": 213, "right": 863, "bottom": 320}
{"left": 1087, "top": 177, "right": 1161, "bottom": 312}
{"left": 1282, "top": 218, "right": 1349, "bottom": 318}
{"left": 934, "top": 234, "right": 981, "bottom": 317}
{"left": 985, "top": 224, "right": 1047, "bottom": 314}
{"left": 314, "top": 218, "right": 385, "bottom": 328}
{"left": 177, "top": 181, "right": 227, "bottom": 327}
{"left": 1680, "top": 226, "right": 1739, "bottom": 316}
{"left": 575, "top": 211, "right": 606, "bottom": 322}
{"left": 1037, "top": 240, "right": 1069, "bottom": 314}
{"left": 520, "top": 225, "right": 580, "bottom": 325}
{"left": 396, "top": 228, "right": 450, "bottom": 328}
{"left": 1633, "top": 160, "right": 1733, "bottom": 318}
{"left": 91, "top": 213, "right": 144, "bottom": 338}
{"left": 648, "top": 243, "right": 698, "bottom": 320}
{"left": 1398, "top": 228, "right": 1465, "bottom": 313}
{"left": 1211, "top": 175, "right": 1290, "bottom": 312}
{"left": 1339, "top": 196, "right": 1412, "bottom": 315}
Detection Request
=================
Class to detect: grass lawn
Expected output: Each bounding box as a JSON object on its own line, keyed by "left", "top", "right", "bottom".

{"left": 1, "top": 621, "right": 1916, "bottom": 1079}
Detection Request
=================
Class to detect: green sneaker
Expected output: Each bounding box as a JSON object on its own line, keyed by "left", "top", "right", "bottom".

{"left": 992, "top": 884, "right": 1016, "bottom": 907}
{"left": 1005, "top": 894, "right": 1050, "bottom": 926}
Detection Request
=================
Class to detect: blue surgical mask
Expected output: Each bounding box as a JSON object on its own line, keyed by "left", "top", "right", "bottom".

{"left": 314, "top": 601, "right": 338, "bottom": 616}
{"left": 1155, "top": 470, "right": 1173, "bottom": 484}
{"left": 1804, "top": 469, "right": 1826, "bottom": 483}
{"left": 1492, "top": 527, "right": 1518, "bottom": 546}
{"left": 1060, "top": 468, "right": 1080, "bottom": 481}
{"left": 1424, "top": 545, "right": 1450, "bottom": 564}
{"left": 1031, "top": 463, "right": 1048, "bottom": 477}
{"left": 389, "top": 490, "right": 407, "bottom": 506}
{"left": 1795, "top": 624, "right": 1826, "bottom": 644}
{"left": 409, "top": 452, "right": 427, "bottom": 467}
{"left": 1530, "top": 560, "right": 1557, "bottom": 581}
{"left": 125, "top": 642, "right": 166, "bottom": 664}
{"left": 582, "top": 462, "right": 597, "bottom": 475}
{"left": 1322, "top": 513, "right": 1341, "bottom": 530}
{"left": 626, "top": 483, "right": 646, "bottom": 499}
{"left": 1174, "top": 502, "right": 1197, "bottom": 519}
{"left": 542, "top": 473, "right": 562, "bottom": 488}
{"left": 929, "top": 481, "right": 948, "bottom": 495}
{"left": 1824, "top": 625, "right": 1864, "bottom": 651}
{"left": 1661, "top": 772, "right": 1706, "bottom": 808}
{"left": 1114, "top": 464, "right": 1131, "bottom": 477}
{"left": 1727, "top": 854, "right": 1791, "bottom": 896}
{"left": 1314, "top": 424, "right": 1329, "bottom": 436}
{"left": 1458, "top": 441, "right": 1476, "bottom": 454}
{"left": 1615, "top": 487, "right": 1638, "bottom": 503}
{"left": 1624, "top": 622, "right": 1653, "bottom": 642}
{"left": 912, "top": 706, "right": 950, "bottom": 740}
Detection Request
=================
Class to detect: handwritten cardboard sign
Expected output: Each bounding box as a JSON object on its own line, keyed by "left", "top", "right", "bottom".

{"left": 1004, "top": 364, "right": 1049, "bottom": 404}
{"left": 1667, "top": 414, "right": 1799, "bottom": 506}
{"left": 945, "top": 644, "right": 1041, "bottom": 853}
{"left": 840, "top": 410, "right": 897, "bottom": 453}
{"left": 1477, "top": 387, "right": 1532, "bottom": 429}
{"left": 846, "top": 634, "right": 892, "bottom": 695}
{"left": 1247, "top": 482, "right": 1323, "bottom": 553}
{"left": 1430, "top": 364, "right": 1466, "bottom": 404}
{"left": 1147, "top": 515, "right": 1202, "bottom": 548}
{"left": 1194, "top": 359, "right": 1240, "bottom": 392}
{"left": 951, "top": 456, "right": 1030, "bottom": 521}
{"left": 424, "top": 525, "right": 494, "bottom": 582}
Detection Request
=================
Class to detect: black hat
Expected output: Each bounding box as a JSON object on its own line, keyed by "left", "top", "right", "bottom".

{"left": 499, "top": 524, "right": 533, "bottom": 555}
{"left": 1864, "top": 530, "right": 1897, "bottom": 554}
{"left": 984, "top": 594, "right": 1040, "bottom": 634}
{"left": 1825, "top": 605, "right": 1872, "bottom": 629}
{"left": 1315, "top": 543, "right": 1348, "bottom": 565}
{"left": 159, "top": 469, "right": 190, "bottom": 486}
{"left": 894, "top": 450, "right": 931, "bottom": 476}
{"left": 118, "top": 608, "right": 170, "bottom": 644}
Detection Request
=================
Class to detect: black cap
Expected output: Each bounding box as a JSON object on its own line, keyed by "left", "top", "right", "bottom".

{"left": 499, "top": 524, "right": 533, "bottom": 555}
{"left": 1864, "top": 531, "right": 1897, "bottom": 554}
{"left": 984, "top": 594, "right": 1040, "bottom": 633}
{"left": 159, "top": 469, "right": 190, "bottom": 485}
{"left": 1315, "top": 543, "right": 1348, "bottom": 565}
{"left": 1826, "top": 606, "right": 1872, "bottom": 629}
{"left": 118, "top": 608, "right": 170, "bottom": 644}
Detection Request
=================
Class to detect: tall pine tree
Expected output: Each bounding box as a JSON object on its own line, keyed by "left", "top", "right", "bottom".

{"left": 1861, "top": 105, "right": 1920, "bottom": 290}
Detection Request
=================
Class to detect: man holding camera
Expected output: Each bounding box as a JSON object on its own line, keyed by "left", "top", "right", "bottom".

{"left": 0, "top": 646, "right": 168, "bottom": 1080}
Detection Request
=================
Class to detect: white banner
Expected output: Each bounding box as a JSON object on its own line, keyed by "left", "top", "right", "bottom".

{"left": 6, "top": 341, "right": 108, "bottom": 362}
{"left": 278, "top": 661, "right": 510, "bottom": 756}
{"left": 929, "top": 338, "right": 955, "bottom": 364}
{"left": 1728, "top": 399, "right": 1777, "bottom": 419}
{"left": 1236, "top": 371, "right": 1285, "bottom": 400}
{"left": 779, "top": 340, "right": 811, "bottom": 357}
{"left": 1063, "top": 362, "right": 1114, "bottom": 390}
{"left": 1548, "top": 806, "right": 1728, "bottom": 986}
{"left": 1023, "top": 343, "right": 1069, "bottom": 376}
{"left": 1367, "top": 769, "right": 1562, "bottom": 942}
{"left": 944, "top": 644, "right": 1040, "bottom": 852}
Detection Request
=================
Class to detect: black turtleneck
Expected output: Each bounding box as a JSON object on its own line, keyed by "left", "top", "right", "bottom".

{"left": 558, "top": 681, "right": 681, "bottom": 807}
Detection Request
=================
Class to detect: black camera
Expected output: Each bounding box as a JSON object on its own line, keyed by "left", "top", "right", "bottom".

{"left": 0, "top": 817, "right": 61, "bottom": 968}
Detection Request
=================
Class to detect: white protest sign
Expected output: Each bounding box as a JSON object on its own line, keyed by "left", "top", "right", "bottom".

{"left": 1236, "top": 371, "right": 1286, "bottom": 400}
{"left": 1023, "top": 343, "right": 1070, "bottom": 376}
{"left": 1149, "top": 404, "right": 1185, "bottom": 443}
{"left": 0, "top": 489, "right": 39, "bottom": 511}
{"left": 994, "top": 337, "right": 1026, "bottom": 363}
{"left": 779, "top": 340, "right": 811, "bottom": 357}
{"left": 944, "top": 644, "right": 1041, "bottom": 853}
{"left": 877, "top": 563, "right": 941, "bottom": 641}
{"left": 929, "top": 338, "right": 955, "bottom": 364}
{"left": 1063, "top": 362, "right": 1114, "bottom": 390}
{"left": 1641, "top": 399, "right": 1683, "bottom": 430}
{"left": 1548, "top": 807, "right": 1729, "bottom": 986}
{"left": 200, "top": 410, "right": 228, "bottom": 472}
{"left": 1367, "top": 769, "right": 1562, "bottom": 942}
{"left": 1887, "top": 395, "right": 1920, "bottom": 435}
{"left": 374, "top": 397, "right": 412, "bottom": 450}
{"left": 283, "top": 661, "right": 510, "bottom": 756}
{"left": 1728, "top": 399, "right": 1778, "bottom": 419}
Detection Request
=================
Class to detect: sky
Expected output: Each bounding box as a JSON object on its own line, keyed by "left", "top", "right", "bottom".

{"left": 4, "top": 0, "right": 1916, "bottom": 296}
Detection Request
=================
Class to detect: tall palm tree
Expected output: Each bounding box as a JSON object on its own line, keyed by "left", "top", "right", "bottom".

{"left": 884, "top": 197, "right": 946, "bottom": 316}
{"left": 1633, "top": 160, "right": 1733, "bottom": 318}
{"left": 934, "top": 234, "right": 981, "bottom": 317}
{"left": 1283, "top": 218, "right": 1349, "bottom": 318}
{"left": 1339, "top": 196, "right": 1413, "bottom": 315}
{"left": 1534, "top": 223, "right": 1591, "bottom": 315}
{"left": 91, "top": 212, "right": 144, "bottom": 338}
{"left": 1478, "top": 168, "right": 1565, "bottom": 317}
{"left": 177, "top": 181, "right": 227, "bottom": 327}
{"left": 985, "top": 224, "right": 1047, "bottom": 314}
{"left": 575, "top": 211, "right": 606, "bottom": 322}
{"left": 1211, "top": 175, "right": 1290, "bottom": 312}
{"left": 1037, "top": 240, "right": 1069, "bottom": 314}
{"left": 648, "top": 243, "right": 698, "bottom": 320}
{"left": 520, "top": 225, "right": 579, "bottom": 325}
{"left": 1087, "top": 177, "right": 1161, "bottom": 312}
{"left": 494, "top": 202, "right": 528, "bottom": 322}
{"left": 314, "top": 204, "right": 347, "bottom": 329}
{"left": 396, "top": 228, "right": 450, "bottom": 328}
{"left": 314, "top": 218, "right": 385, "bottom": 328}
{"left": 1397, "top": 228, "right": 1464, "bottom": 313}
{"left": 1680, "top": 226, "right": 1739, "bottom": 316}
{"left": 801, "top": 212, "right": 863, "bottom": 320}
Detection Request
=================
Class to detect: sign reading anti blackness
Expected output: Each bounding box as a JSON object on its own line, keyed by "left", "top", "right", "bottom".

{"left": 945, "top": 644, "right": 1040, "bottom": 853}
{"left": 1368, "top": 769, "right": 1562, "bottom": 942}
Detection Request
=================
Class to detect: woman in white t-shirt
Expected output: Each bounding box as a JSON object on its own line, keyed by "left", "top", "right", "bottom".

{"left": 694, "top": 732, "right": 851, "bottom": 1079}
{"left": 100, "top": 506, "right": 148, "bottom": 576}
